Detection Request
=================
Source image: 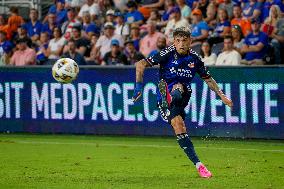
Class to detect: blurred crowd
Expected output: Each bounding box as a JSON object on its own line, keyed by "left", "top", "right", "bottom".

{"left": 0, "top": 0, "right": 283, "bottom": 66}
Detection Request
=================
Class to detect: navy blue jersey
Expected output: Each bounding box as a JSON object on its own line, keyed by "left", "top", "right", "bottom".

{"left": 145, "top": 44, "right": 211, "bottom": 102}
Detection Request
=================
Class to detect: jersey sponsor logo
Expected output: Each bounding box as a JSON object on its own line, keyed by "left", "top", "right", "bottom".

{"left": 188, "top": 62, "right": 195, "bottom": 68}
{"left": 160, "top": 45, "right": 175, "bottom": 57}
{"left": 169, "top": 67, "right": 193, "bottom": 78}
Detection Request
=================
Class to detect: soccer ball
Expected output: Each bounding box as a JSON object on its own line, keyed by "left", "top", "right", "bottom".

{"left": 52, "top": 58, "right": 79, "bottom": 83}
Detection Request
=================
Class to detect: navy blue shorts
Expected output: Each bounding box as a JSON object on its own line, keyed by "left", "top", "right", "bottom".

{"left": 158, "top": 86, "right": 191, "bottom": 123}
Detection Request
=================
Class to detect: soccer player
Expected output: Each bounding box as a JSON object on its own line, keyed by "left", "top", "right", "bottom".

{"left": 132, "top": 27, "right": 233, "bottom": 178}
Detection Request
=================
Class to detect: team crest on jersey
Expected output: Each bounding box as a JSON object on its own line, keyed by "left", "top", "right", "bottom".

{"left": 188, "top": 62, "right": 195, "bottom": 68}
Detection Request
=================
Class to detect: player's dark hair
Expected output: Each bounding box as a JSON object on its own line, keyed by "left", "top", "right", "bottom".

{"left": 173, "top": 27, "right": 191, "bottom": 38}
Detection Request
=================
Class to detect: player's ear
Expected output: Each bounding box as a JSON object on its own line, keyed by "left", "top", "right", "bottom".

{"left": 188, "top": 37, "right": 192, "bottom": 44}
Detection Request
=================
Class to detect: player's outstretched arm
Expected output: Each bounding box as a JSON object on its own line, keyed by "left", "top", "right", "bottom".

{"left": 132, "top": 59, "right": 151, "bottom": 102}
{"left": 204, "top": 77, "right": 233, "bottom": 108}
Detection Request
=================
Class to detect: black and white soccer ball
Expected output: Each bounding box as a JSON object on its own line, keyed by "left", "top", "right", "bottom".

{"left": 52, "top": 58, "right": 79, "bottom": 83}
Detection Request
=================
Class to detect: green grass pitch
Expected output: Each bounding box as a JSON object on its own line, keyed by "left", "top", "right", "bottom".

{"left": 0, "top": 134, "right": 283, "bottom": 189}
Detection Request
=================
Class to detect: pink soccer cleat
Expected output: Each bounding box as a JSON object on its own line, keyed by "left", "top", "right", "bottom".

{"left": 198, "top": 164, "right": 212, "bottom": 178}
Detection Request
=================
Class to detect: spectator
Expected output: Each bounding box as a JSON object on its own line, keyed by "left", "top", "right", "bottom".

{"left": 140, "top": 21, "right": 165, "bottom": 57}
{"left": 48, "top": 0, "right": 57, "bottom": 15}
{"left": 0, "top": 42, "right": 13, "bottom": 66}
{"left": 242, "top": 0, "right": 261, "bottom": 21}
{"left": 262, "top": 0, "right": 284, "bottom": 21}
{"left": 270, "top": 12, "right": 284, "bottom": 64}
{"left": 196, "top": 0, "right": 209, "bottom": 18}
{"left": 191, "top": 9, "right": 209, "bottom": 46}
{"left": 82, "top": 12, "right": 100, "bottom": 38}
{"left": 55, "top": 0, "right": 68, "bottom": 26}
{"left": 67, "top": 24, "right": 90, "bottom": 56}
{"left": 7, "top": 7, "right": 24, "bottom": 37}
{"left": 165, "top": 7, "right": 190, "bottom": 43}
{"left": 47, "top": 27, "right": 65, "bottom": 64}
{"left": 204, "top": 3, "right": 217, "bottom": 29}
{"left": 0, "top": 31, "right": 13, "bottom": 57}
{"left": 124, "top": 38, "right": 145, "bottom": 65}
{"left": 209, "top": 8, "right": 231, "bottom": 44}
{"left": 105, "top": 9, "right": 115, "bottom": 23}
{"left": 231, "top": 25, "right": 245, "bottom": 55}
{"left": 61, "top": 7, "right": 80, "bottom": 40}
{"left": 84, "top": 23, "right": 100, "bottom": 40}
{"left": 218, "top": 0, "right": 234, "bottom": 18}
{"left": 92, "top": 22, "right": 124, "bottom": 61}
{"left": 261, "top": 5, "right": 281, "bottom": 36}
{"left": 62, "top": 39, "right": 86, "bottom": 65}
{"left": 148, "top": 36, "right": 167, "bottom": 56}
{"left": 26, "top": 8, "right": 42, "bottom": 43}
{"left": 0, "top": 15, "right": 10, "bottom": 39}
{"left": 161, "top": 0, "right": 176, "bottom": 23}
{"left": 115, "top": 12, "right": 130, "bottom": 40}
{"left": 36, "top": 32, "right": 49, "bottom": 65}
{"left": 42, "top": 12, "right": 58, "bottom": 37}
{"left": 241, "top": 18, "right": 269, "bottom": 65}
{"left": 186, "top": 0, "right": 198, "bottom": 9}
{"left": 85, "top": 32, "right": 100, "bottom": 64}
{"left": 141, "top": 0, "right": 165, "bottom": 9}
{"left": 125, "top": 1, "right": 144, "bottom": 25}
{"left": 78, "top": 0, "right": 101, "bottom": 20}
{"left": 146, "top": 10, "right": 163, "bottom": 29}
{"left": 0, "top": 15, "right": 6, "bottom": 31}
{"left": 15, "top": 24, "right": 33, "bottom": 48}
{"left": 130, "top": 23, "right": 141, "bottom": 51}
{"left": 102, "top": 39, "right": 128, "bottom": 65}
{"left": 231, "top": 5, "right": 251, "bottom": 36}
{"left": 10, "top": 37, "right": 36, "bottom": 66}
{"left": 177, "top": 0, "right": 192, "bottom": 19}
{"left": 200, "top": 41, "right": 217, "bottom": 65}
{"left": 215, "top": 36, "right": 241, "bottom": 65}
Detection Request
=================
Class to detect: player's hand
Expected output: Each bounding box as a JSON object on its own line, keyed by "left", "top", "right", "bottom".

{"left": 221, "top": 95, "right": 233, "bottom": 108}
{"left": 132, "top": 82, "right": 143, "bottom": 103}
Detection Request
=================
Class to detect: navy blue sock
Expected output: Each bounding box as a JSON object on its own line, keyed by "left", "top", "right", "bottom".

{"left": 171, "top": 89, "right": 182, "bottom": 105}
{"left": 177, "top": 133, "right": 200, "bottom": 165}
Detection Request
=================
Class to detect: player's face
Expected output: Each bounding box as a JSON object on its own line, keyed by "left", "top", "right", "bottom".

{"left": 174, "top": 35, "right": 191, "bottom": 55}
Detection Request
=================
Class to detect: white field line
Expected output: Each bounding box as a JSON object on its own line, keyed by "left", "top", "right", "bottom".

{"left": 14, "top": 140, "right": 284, "bottom": 153}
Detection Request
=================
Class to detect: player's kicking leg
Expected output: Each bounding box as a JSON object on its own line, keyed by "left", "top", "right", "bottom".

{"left": 158, "top": 79, "right": 212, "bottom": 178}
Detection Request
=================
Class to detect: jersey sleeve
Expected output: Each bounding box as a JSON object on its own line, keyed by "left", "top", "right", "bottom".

{"left": 145, "top": 52, "right": 163, "bottom": 66}
{"left": 196, "top": 56, "right": 211, "bottom": 79}
{"left": 145, "top": 45, "right": 175, "bottom": 66}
